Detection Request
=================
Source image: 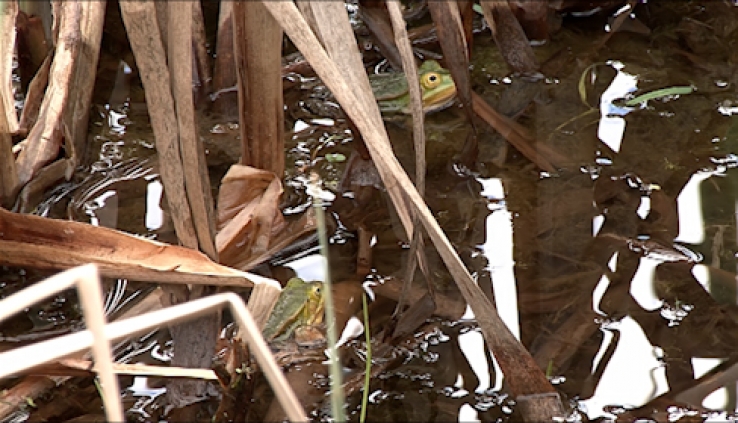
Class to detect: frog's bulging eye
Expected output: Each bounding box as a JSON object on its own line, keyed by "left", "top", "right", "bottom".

{"left": 421, "top": 72, "right": 442, "bottom": 89}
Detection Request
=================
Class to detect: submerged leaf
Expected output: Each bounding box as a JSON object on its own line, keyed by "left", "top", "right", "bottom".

{"left": 623, "top": 85, "right": 694, "bottom": 106}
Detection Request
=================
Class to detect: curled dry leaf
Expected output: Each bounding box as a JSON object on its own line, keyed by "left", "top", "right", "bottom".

{"left": 216, "top": 164, "right": 285, "bottom": 267}
{"left": 216, "top": 164, "right": 317, "bottom": 271}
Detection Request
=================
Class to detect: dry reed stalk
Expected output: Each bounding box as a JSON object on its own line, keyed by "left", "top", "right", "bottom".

{"left": 17, "top": 55, "right": 51, "bottom": 138}
{"left": 386, "top": 0, "right": 432, "bottom": 317}
{"left": 119, "top": 0, "right": 199, "bottom": 251}
{"left": 428, "top": 1, "right": 474, "bottom": 113}
{"left": 15, "top": 1, "right": 81, "bottom": 188}
{"left": 168, "top": 1, "right": 217, "bottom": 261}
{"left": 0, "top": 0, "right": 18, "bottom": 134}
{"left": 119, "top": 2, "right": 220, "bottom": 406}
{"left": 65, "top": 0, "right": 105, "bottom": 167}
{"left": 212, "top": 1, "right": 236, "bottom": 115}
{"left": 232, "top": 1, "right": 284, "bottom": 174}
{"left": 191, "top": 1, "right": 212, "bottom": 100}
{"left": 0, "top": 94, "right": 17, "bottom": 207}
{"left": 0, "top": 207, "right": 277, "bottom": 288}
{"left": 479, "top": 0, "right": 539, "bottom": 74}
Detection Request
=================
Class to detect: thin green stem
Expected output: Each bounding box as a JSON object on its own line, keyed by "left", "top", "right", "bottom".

{"left": 360, "top": 291, "right": 372, "bottom": 423}
{"left": 311, "top": 174, "right": 346, "bottom": 422}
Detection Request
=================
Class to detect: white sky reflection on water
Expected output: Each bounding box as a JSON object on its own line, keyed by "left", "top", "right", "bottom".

{"left": 458, "top": 329, "right": 491, "bottom": 394}
{"left": 476, "top": 177, "right": 519, "bottom": 340}
{"left": 145, "top": 179, "right": 164, "bottom": 231}
{"left": 581, "top": 316, "right": 669, "bottom": 419}
{"left": 286, "top": 254, "right": 327, "bottom": 282}
{"left": 597, "top": 61, "right": 637, "bottom": 153}
{"left": 629, "top": 257, "right": 663, "bottom": 311}
{"left": 457, "top": 403, "right": 479, "bottom": 422}
{"left": 286, "top": 166, "right": 730, "bottom": 419}
{"left": 458, "top": 177, "right": 520, "bottom": 395}
{"left": 675, "top": 172, "right": 710, "bottom": 245}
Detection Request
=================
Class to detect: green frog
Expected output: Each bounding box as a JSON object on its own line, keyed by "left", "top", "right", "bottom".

{"left": 262, "top": 278, "right": 325, "bottom": 343}
{"left": 369, "top": 60, "right": 457, "bottom": 115}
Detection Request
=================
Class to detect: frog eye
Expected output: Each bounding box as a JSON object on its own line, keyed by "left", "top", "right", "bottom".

{"left": 421, "top": 72, "right": 442, "bottom": 89}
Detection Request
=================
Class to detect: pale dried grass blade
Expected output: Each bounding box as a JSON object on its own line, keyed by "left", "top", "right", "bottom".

{"left": 76, "top": 265, "right": 123, "bottom": 422}
{"left": 0, "top": 274, "right": 307, "bottom": 422}
{"left": 0, "top": 264, "right": 123, "bottom": 422}
{"left": 109, "top": 363, "right": 217, "bottom": 380}
{"left": 24, "top": 360, "right": 218, "bottom": 380}
{"left": 0, "top": 287, "right": 165, "bottom": 422}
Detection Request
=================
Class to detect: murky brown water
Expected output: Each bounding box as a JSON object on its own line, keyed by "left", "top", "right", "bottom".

{"left": 4, "top": 1, "right": 738, "bottom": 422}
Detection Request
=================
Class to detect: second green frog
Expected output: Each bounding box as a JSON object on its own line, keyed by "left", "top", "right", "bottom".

{"left": 369, "top": 60, "right": 457, "bottom": 115}
{"left": 262, "top": 278, "right": 325, "bottom": 343}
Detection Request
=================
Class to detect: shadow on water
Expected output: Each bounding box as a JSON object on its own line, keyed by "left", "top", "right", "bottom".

{"left": 4, "top": 1, "right": 738, "bottom": 422}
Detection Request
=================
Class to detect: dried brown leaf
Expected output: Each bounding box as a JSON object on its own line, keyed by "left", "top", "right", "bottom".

{"left": 0, "top": 208, "right": 267, "bottom": 287}
{"left": 215, "top": 164, "right": 316, "bottom": 272}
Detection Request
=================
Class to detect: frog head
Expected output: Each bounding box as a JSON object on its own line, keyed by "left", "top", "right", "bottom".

{"left": 417, "top": 60, "right": 457, "bottom": 114}
{"left": 370, "top": 60, "right": 457, "bottom": 114}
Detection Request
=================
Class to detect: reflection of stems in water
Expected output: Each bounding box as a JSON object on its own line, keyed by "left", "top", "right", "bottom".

{"left": 548, "top": 108, "right": 599, "bottom": 143}
{"left": 360, "top": 292, "right": 372, "bottom": 423}
{"left": 578, "top": 62, "right": 608, "bottom": 108}
{"left": 310, "top": 173, "right": 346, "bottom": 422}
